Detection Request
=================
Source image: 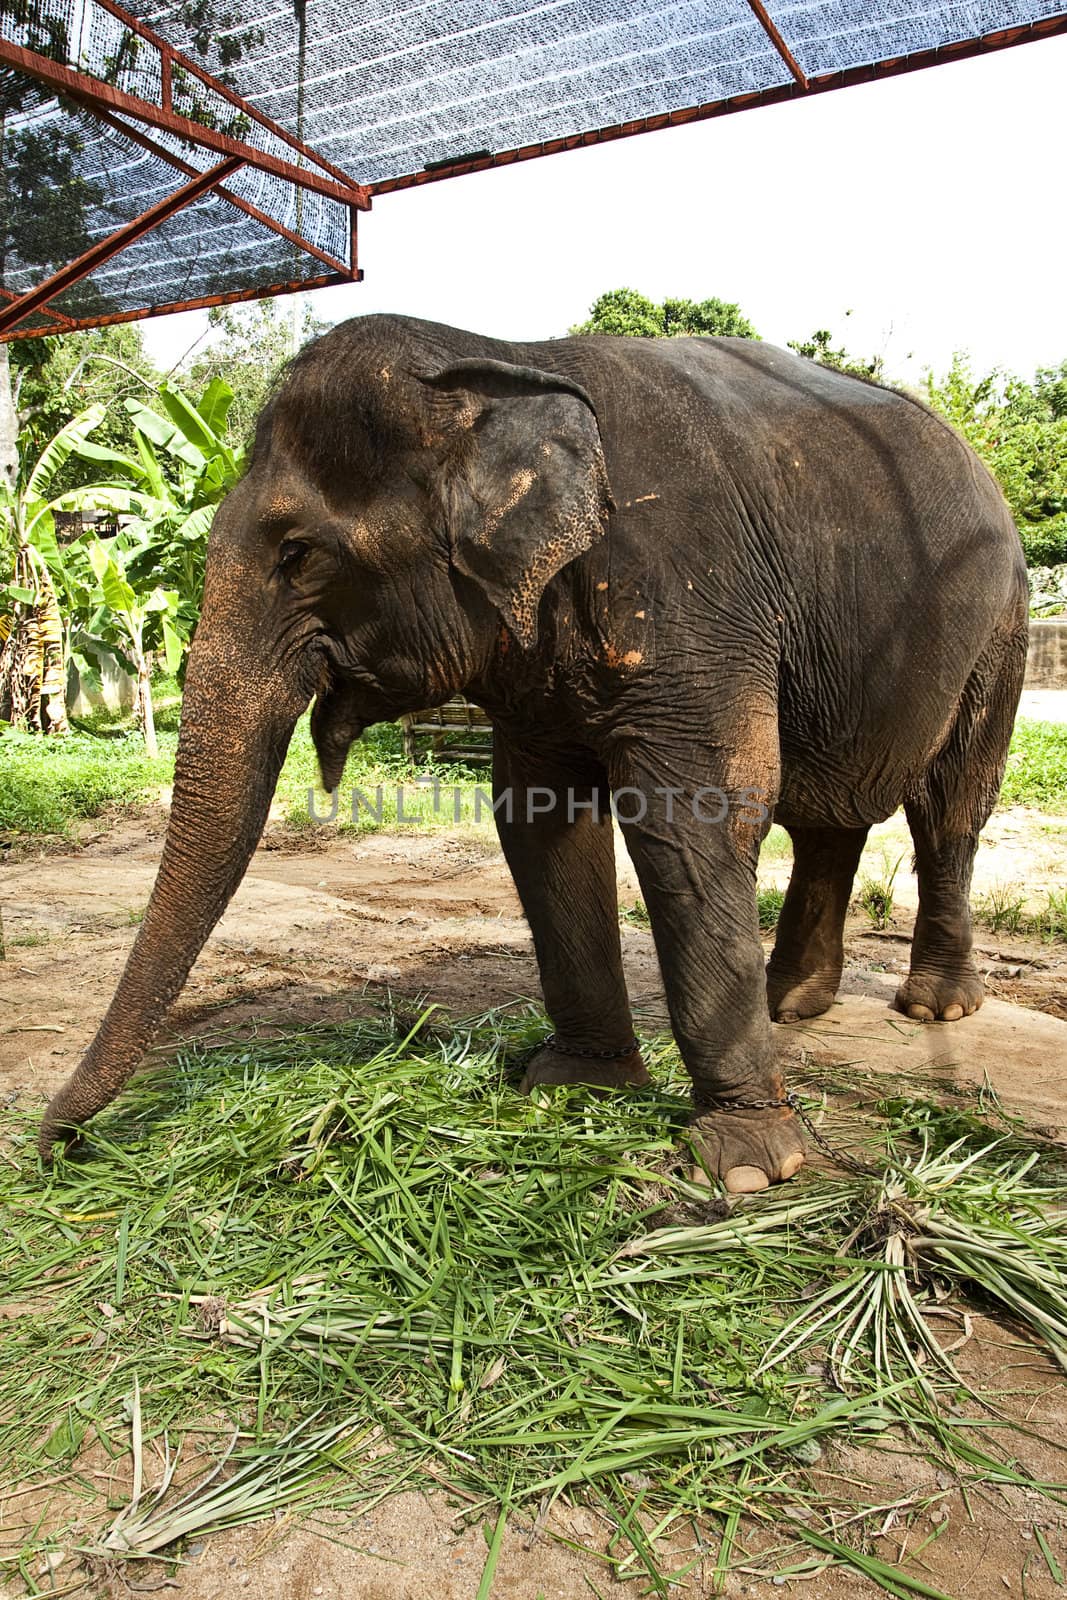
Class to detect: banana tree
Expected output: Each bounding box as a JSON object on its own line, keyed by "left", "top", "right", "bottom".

{"left": 83, "top": 537, "right": 181, "bottom": 759}
{"left": 1, "top": 378, "right": 243, "bottom": 743}
{"left": 0, "top": 402, "right": 113, "bottom": 734}
{"left": 77, "top": 377, "right": 243, "bottom": 665}
{"left": 121, "top": 378, "right": 240, "bottom": 585}
{"left": 66, "top": 377, "right": 242, "bottom": 750}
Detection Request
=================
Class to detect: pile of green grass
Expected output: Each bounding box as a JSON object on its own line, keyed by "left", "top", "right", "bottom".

{"left": 2, "top": 1012, "right": 1065, "bottom": 1596}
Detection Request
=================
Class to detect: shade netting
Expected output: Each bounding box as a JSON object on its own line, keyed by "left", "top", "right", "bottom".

{"left": 1, "top": 0, "right": 1064, "bottom": 331}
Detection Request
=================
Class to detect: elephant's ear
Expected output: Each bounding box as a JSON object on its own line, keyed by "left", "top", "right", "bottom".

{"left": 423, "top": 358, "right": 612, "bottom": 648}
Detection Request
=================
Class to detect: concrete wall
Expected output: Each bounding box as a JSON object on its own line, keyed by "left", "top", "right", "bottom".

{"left": 66, "top": 651, "right": 136, "bottom": 716}
{"left": 1026, "top": 619, "right": 1067, "bottom": 690}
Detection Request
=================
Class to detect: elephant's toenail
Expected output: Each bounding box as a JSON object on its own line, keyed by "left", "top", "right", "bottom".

{"left": 689, "top": 1163, "right": 713, "bottom": 1188}
{"left": 941, "top": 1004, "right": 964, "bottom": 1021}
{"left": 776, "top": 1010, "right": 800, "bottom": 1025}
{"left": 779, "top": 1152, "right": 805, "bottom": 1181}
{"left": 907, "top": 1004, "right": 935, "bottom": 1022}
{"left": 724, "top": 1165, "right": 769, "bottom": 1194}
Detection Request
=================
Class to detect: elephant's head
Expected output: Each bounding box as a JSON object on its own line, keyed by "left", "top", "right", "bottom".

{"left": 39, "top": 315, "right": 612, "bottom": 1156}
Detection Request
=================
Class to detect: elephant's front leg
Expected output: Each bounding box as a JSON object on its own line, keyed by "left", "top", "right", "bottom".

{"left": 492, "top": 735, "right": 648, "bottom": 1092}
{"left": 614, "top": 754, "right": 805, "bottom": 1193}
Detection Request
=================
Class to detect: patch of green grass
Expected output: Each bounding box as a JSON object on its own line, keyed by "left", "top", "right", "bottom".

{"left": 620, "top": 899, "right": 651, "bottom": 927}
{"left": 1, "top": 1013, "right": 1065, "bottom": 1595}
{"left": 0, "top": 709, "right": 490, "bottom": 838}
{"left": 0, "top": 727, "right": 178, "bottom": 834}
{"left": 759, "top": 825, "right": 791, "bottom": 861}
{"left": 6, "top": 701, "right": 1065, "bottom": 840}
{"left": 1029, "top": 887, "right": 1067, "bottom": 942}
{"left": 972, "top": 882, "right": 1067, "bottom": 943}
{"left": 1001, "top": 719, "right": 1067, "bottom": 811}
{"left": 757, "top": 886, "right": 786, "bottom": 929}
{"left": 625, "top": 890, "right": 784, "bottom": 932}
{"left": 973, "top": 882, "right": 1028, "bottom": 936}
{"left": 275, "top": 719, "right": 494, "bottom": 834}
{"left": 856, "top": 852, "right": 906, "bottom": 930}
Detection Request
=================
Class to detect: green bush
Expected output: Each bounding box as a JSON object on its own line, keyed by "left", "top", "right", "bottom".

{"left": 924, "top": 356, "right": 1067, "bottom": 571}
{"left": 1019, "top": 519, "right": 1067, "bottom": 569}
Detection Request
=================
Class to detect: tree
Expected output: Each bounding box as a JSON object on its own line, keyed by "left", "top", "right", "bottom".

{"left": 83, "top": 536, "right": 180, "bottom": 759}
{"left": 0, "top": 377, "right": 243, "bottom": 747}
{"left": 0, "top": 403, "right": 111, "bottom": 734}
{"left": 60, "top": 376, "right": 247, "bottom": 746}
{"left": 571, "top": 288, "right": 759, "bottom": 340}
{"left": 787, "top": 314, "right": 885, "bottom": 382}
{"left": 113, "top": 376, "right": 246, "bottom": 655}
{"left": 924, "top": 354, "right": 1067, "bottom": 568}
{"left": 10, "top": 326, "right": 162, "bottom": 495}
{"left": 0, "top": 345, "right": 15, "bottom": 491}
{"left": 184, "top": 298, "right": 330, "bottom": 444}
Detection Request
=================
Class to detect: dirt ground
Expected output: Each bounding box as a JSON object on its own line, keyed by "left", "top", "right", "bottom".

{"left": 2, "top": 805, "right": 1066, "bottom": 1599}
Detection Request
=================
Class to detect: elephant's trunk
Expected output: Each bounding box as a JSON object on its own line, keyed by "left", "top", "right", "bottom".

{"left": 39, "top": 573, "right": 310, "bottom": 1157}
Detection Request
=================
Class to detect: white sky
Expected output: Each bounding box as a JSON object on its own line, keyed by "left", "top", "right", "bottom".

{"left": 142, "top": 32, "right": 1067, "bottom": 385}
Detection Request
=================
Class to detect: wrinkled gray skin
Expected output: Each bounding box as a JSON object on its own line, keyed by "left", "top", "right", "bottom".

{"left": 39, "top": 316, "right": 1028, "bottom": 1191}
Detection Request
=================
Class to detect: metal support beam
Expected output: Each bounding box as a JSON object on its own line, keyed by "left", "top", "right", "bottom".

{"left": 82, "top": 103, "right": 354, "bottom": 279}
{"left": 0, "top": 288, "right": 76, "bottom": 328}
{"left": 0, "top": 271, "right": 356, "bottom": 341}
{"left": 744, "top": 0, "right": 808, "bottom": 89}
{"left": 93, "top": 0, "right": 360, "bottom": 193}
{"left": 0, "top": 157, "right": 244, "bottom": 336}
{"left": 373, "top": 14, "right": 1067, "bottom": 195}
{"left": 0, "top": 37, "right": 370, "bottom": 212}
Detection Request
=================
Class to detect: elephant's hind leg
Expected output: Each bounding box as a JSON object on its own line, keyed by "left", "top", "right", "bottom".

{"left": 766, "top": 826, "right": 869, "bottom": 1022}
{"left": 897, "top": 621, "right": 1027, "bottom": 1023}
{"left": 896, "top": 824, "right": 984, "bottom": 1022}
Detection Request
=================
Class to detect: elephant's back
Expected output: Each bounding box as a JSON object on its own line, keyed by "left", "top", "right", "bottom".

{"left": 552, "top": 334, "right": 1026, "bottom": 827}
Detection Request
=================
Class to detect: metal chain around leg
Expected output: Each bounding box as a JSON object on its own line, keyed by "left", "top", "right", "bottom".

{"left": 700, "top": 1092, "right": 879, "bottom": 1179}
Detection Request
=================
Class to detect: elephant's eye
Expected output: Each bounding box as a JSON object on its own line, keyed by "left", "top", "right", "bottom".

{"left": 276, "top": 539, "right": 309, "bottom": 578}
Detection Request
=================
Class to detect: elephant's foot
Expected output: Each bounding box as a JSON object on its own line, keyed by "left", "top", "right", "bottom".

{"left": 519, "top": 1042, "right": 650, "bottom": 1094}
{"left": 689, "top": 1101, "right": 805, "bottom": 1194}
{"left": 895, "top": 962, "right": 984, "bottom": 1023}
{"left": 765, "top": 960, "right": 842, "bottom": 1024}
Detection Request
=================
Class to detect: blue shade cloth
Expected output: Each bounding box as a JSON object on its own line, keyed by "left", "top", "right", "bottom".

{"left": 2, "top": 0, "right": 1064, "bottom": 328}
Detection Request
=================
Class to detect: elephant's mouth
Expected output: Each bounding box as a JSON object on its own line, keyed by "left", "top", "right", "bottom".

{"left": 310, "top": 683, "right": 368, "bottom": 792}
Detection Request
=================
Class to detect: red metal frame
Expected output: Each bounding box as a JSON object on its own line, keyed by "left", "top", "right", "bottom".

{"left": 82, "top": 104, "right": 353, "bottom": 277}
{"left": 0, "top": 37, "right": 369, "bottom": 210}
{"left": 0, "top": 288, "right": 76, "bottom": 329}
{"left": 0, "top": 271, "right": 358, "bottom": 341}
{"left": 92, "top": 0, "right": 362, "bottom": 192}
{"left": 2, "top": 6, "right": 1065, "bottom": 340}
{"left": 745, "top": 0, "right": 809, "bottom": 88}
{"left": 372, "top": 14, "right": 1067, "bottom": 195}
{"left": 0, "top": 0, "right": 368, "bottom": 340}
{"left": 0, "top": 158, "right": 247, "bottom": 336}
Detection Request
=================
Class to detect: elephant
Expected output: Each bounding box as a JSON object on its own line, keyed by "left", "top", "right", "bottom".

{"left": 38, "top": 315, "right": 1029, "bottom": 1192}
